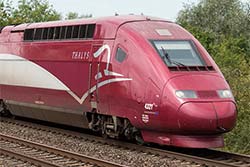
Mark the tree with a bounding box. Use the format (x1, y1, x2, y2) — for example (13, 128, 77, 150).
(66, 12, 79, 20)
(65, 12, 92, 20)
(177, 0, 249, 38)
(177, 0, 250, 61)
(11, 0, 61, 24)
(0, 0, 92, 26)
(177, 0, 250, 154)
(0, 0, 61, 26)
(0, 0, 13, 26)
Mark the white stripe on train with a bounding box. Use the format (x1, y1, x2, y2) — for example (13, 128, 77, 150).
(0, 53, 132, 104)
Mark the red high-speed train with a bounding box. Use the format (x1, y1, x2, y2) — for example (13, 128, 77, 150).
(0, 15, 237, 148)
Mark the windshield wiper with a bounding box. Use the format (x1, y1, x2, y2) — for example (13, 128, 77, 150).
(161, 47, 172, 64)
(161, 47, 187, 67)
(171, 60, 187, 67)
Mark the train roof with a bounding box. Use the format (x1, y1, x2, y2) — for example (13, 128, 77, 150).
(6, 15, 172, 39)
(13, 15, 170, 29)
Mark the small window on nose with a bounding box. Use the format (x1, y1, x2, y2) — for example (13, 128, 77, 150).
(115, 47, 127, 63)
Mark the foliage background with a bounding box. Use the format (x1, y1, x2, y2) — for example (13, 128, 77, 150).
(0, 0, 249, 154)
(177, 0, 250, 154)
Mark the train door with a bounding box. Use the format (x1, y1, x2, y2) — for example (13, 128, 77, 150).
(89, 44, 111, 114)
(89, 44, 102, 110)
(108, 36, 131, 117)
(89, 44, 109, 113)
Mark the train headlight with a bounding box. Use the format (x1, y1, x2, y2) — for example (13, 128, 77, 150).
(217, 90, 233, 98)
(175, 90, 197, 99)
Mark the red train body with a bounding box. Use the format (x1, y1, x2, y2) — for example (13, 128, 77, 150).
(0, 15, 237, 148)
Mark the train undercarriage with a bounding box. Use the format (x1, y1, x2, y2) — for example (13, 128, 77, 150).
(0, 99, 11, 117)
(0, 99, 143, 143)
(86, 110, 143, 143)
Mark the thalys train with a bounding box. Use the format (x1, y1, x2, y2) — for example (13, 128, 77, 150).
(0, 15, 237, 148)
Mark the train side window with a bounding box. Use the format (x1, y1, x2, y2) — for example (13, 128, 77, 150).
(0, 26, 4, 33)
(60, 26, 66, 39)
(48, 27, 55, 40)
(24, 29, 34, 41)
(115, 47, 127, 63)
(24, 24, 95, 41)
(66, 26, 73, 39)
(86, 24, 95, 38)
(34, 28, 42, 40)
(79, 25, 87, 38)
(72, 25, 80, 38)
(42, 28, 48, 40)
(54, 27, 60, 39)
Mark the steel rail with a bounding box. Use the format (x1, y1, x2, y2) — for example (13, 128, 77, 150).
(201, 149, 250, 163)
(1, 117, 250, 167)
(0, 133, 126, 167)
(0, 147, 58, 167)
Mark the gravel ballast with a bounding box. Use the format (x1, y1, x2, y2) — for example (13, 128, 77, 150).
(0, 118, 190, 167)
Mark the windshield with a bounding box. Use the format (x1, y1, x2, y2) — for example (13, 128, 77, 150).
(152, 40, 205, 67)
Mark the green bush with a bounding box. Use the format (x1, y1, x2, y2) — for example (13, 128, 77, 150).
(177, 0, 250, 154)
(212, 38, 250, 154)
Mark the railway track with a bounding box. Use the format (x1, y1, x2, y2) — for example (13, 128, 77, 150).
(1, 117, 250, 167)
(135, 145, 250, 167)
(0, 152, 37, 167)
(179, 148, 250, 167)
(0, 132, 125, 167)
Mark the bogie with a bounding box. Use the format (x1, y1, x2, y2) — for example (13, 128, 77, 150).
(0, 100, 11, 117)
(86, 111, 142, 142)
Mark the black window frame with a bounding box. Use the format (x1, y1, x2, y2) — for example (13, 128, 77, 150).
(66, 26, 73, 39)
(54, 27, 61, 39)
(23, 24, 96, 41)
(48, 27, 55, 40)
(60, 26, 66, 39)
(72, 25, 80, 39)
(86, 24, 95, 38)
(42, 28, 49, 40)
(79, 25, 87, 38)
(24, 29, 34, 41)
(0, 26, 5, 33)
(34, 28, 43, 40)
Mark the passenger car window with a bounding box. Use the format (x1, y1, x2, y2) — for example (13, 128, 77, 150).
(115, 47, 127, 63)
(24, 24, 96, 41)
(42, 28, 48, 40)
(34, 28, 42, 40)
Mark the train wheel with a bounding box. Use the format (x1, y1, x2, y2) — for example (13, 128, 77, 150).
(101, 117, 109, 139)
(0, 100, 11, 117)
(135, 131, 145, 145)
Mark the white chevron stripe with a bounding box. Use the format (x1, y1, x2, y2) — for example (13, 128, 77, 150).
(67, 78, 132, 104)
(0, 54, 70, 91)
(93, 45, 124, 78)
(0, 53, 132, 104)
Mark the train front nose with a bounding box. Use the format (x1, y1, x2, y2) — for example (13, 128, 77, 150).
(161, 74, 237, 134)
(178, 101, 237, 133)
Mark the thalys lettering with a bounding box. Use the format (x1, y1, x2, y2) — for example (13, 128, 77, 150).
(0, 15, 237, 148)
(72, 51, 90, 60)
